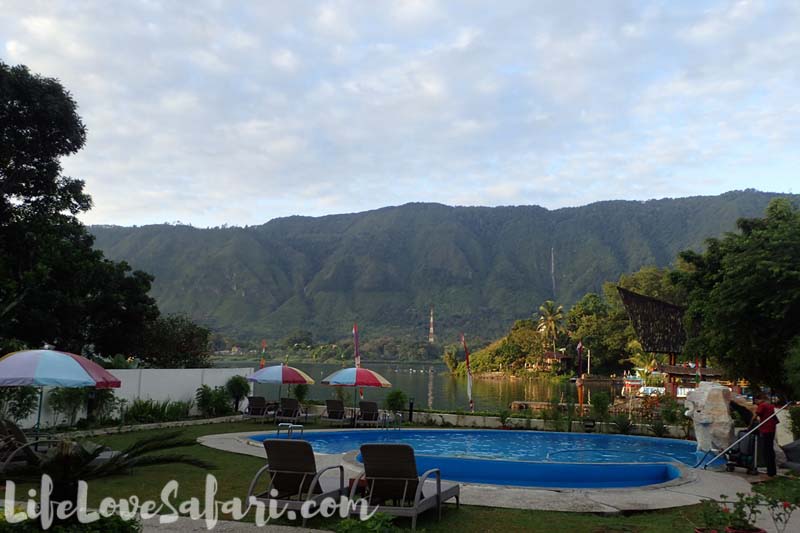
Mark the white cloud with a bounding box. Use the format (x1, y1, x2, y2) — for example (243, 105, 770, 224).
(270, 48, 299, 72)
(0, 0, 797, 227)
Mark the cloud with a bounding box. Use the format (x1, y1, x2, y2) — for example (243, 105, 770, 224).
(0, 0, 798, 227)
(270, 48, 299, 72)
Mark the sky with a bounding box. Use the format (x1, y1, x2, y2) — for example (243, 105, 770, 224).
(1, 0, 799, 227)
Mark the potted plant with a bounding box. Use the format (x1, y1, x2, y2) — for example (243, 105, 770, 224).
(722, 493, 765, 533)
(689, 499, 729, 532)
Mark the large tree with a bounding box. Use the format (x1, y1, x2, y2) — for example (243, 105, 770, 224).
(0, 62, 159, 355)
(567, 267, 684, 374)
(672, 199, 800, 392)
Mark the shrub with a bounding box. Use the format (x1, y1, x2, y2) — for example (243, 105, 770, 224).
(291, 383, 309, 404)
(334, 512, 398, 532)
(649, 419, 669, 438)
(0, 386, 39, 423)
(590, 392, 611, 422)
(48, 388, 87, 426)
(124, 399, 192, 424)
(89, 389, 122, 423)
(195, 385, 233, 417)
(384, 390, 408, 412)
(611, 414, 633, 435)
(499, 409, 511, 427)
(225, 375, 251, 411)
(660, 395, 682, 425)
(0, 514, 142, 532)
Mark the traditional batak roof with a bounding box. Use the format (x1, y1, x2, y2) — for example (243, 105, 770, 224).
(617, 287, 686, 355)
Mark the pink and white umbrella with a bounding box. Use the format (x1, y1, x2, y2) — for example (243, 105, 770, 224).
(248, 364, 315, 385)
(322, 367, 392, 416)
(247, 364, 314, 400)
(321, 367, 392, 388)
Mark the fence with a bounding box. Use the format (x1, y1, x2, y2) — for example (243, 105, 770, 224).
(16, 367, 254, 429)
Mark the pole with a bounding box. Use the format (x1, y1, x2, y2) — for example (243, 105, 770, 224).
(587, 349, 591, 375)
(34, 387, 43, 451)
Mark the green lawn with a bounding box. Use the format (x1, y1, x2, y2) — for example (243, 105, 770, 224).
(24, 421, 800, 532)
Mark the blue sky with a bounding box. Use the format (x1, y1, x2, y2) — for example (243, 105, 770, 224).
(1, 0, 798, 227)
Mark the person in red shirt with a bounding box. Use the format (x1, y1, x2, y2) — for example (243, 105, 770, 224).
(754, 393, 777, 477)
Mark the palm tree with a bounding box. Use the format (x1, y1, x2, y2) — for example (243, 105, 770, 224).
(537, 300, 564, 352)
(12, 431, 215, 505)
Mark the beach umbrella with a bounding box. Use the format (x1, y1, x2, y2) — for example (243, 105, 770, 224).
(321, 367, 392, 388)
(0, 349, 122, 430)
(247, 364, 315, 399)
(321, 366, 392, 415)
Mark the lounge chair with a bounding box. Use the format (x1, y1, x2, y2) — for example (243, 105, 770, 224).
(247, 439, 345, 527)
(356, 401, 380, 427)
(352, 443, 460, 530)
(321, 399, 349, 426)
(275, 398, 301, 424)
(0, 419, 60, 474)
(245, 396, 275, 422)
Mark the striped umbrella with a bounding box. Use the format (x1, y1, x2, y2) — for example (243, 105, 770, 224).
(0, 350, 121, 388)
(321, 367, 392, 388)
(0, 349, 121, 431)
(322, 367, 392, 418)
(247, 364, 314, 400)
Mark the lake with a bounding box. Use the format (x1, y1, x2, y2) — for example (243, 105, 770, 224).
(219, 361, 619, 412)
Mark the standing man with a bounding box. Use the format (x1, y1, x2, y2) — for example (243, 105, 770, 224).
(754, 393, 778, 477)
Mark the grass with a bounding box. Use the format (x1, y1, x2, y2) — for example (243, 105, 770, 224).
(15, 421, 800, 531)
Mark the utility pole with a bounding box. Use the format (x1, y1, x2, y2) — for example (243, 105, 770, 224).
(428, 307, 435, 344)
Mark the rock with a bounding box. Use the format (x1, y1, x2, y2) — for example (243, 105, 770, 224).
(684, 381, 734, 452)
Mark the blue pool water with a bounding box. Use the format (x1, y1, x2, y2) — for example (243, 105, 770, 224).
(249, 429, 696, 488)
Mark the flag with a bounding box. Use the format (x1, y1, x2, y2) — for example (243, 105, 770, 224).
(576, 340, 584, 375)
(461, 333, 474, 412)
(353, 323, 361, 368)
(353, 323, 363, 399)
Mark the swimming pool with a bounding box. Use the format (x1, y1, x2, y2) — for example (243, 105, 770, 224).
(248, 429, 699, 488)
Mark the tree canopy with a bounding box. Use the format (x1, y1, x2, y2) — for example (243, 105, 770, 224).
(0, 61, 208, 367)
(672, 198, 800, 392)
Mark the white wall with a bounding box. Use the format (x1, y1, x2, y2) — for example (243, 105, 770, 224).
(17, 368, 254, 429)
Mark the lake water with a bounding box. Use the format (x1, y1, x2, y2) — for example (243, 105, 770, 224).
(221, 361, 618, 412)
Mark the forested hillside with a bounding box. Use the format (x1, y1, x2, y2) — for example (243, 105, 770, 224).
(90, 190, 794, 344)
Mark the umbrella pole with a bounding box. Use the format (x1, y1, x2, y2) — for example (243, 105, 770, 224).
(352, 387, 358, 428)
(35, 387, 43, 450)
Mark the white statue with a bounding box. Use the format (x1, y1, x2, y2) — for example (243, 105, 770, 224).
(684, 381, 734, 452)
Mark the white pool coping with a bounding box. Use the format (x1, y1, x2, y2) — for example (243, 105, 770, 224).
(197, 427, 754, 513)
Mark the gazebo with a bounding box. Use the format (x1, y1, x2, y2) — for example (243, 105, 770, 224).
(617, 287, 719, 396)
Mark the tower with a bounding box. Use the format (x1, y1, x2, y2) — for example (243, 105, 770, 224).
(428, 307, 435, 344)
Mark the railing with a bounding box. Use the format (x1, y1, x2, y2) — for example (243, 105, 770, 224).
(700, 402, 794, 470)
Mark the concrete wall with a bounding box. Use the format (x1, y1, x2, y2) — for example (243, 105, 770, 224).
(17, 367, 254, 429)
(413, 411, 688, 438)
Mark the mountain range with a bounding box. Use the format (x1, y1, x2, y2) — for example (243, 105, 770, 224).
(89, 189, 796, 344)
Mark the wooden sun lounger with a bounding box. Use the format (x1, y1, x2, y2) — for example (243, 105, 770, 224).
(321, 399, 349, 426)
(352, 443, 460, 530)
(356, 401, 381, 427)
(275, 398, 301, 424)
(247, 439, 345, 527)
